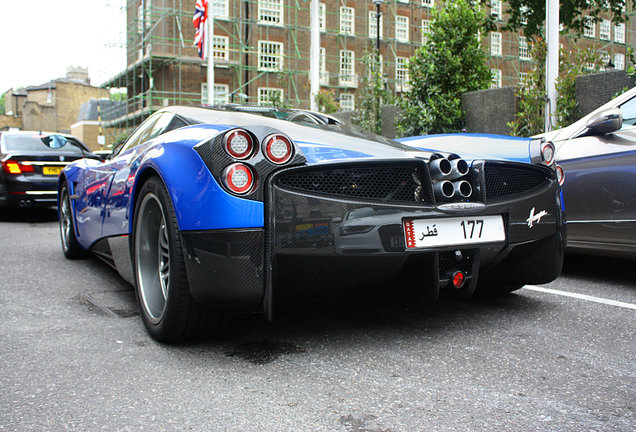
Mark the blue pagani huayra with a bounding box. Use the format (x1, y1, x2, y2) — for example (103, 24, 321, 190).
(59, 106, 565, 342)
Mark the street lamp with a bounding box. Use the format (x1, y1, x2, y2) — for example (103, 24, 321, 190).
(373, 0, 383, 52)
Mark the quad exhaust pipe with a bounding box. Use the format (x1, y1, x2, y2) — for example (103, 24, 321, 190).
(428, 156, 472, 201)
(454, 180, 472, 198)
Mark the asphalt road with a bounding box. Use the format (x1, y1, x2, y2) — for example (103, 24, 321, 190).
(0, 207, 634, 432)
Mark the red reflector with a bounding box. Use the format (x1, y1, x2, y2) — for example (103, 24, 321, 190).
(222, 163, 255, 195)
(451, 271, 465, 289)
(555, 165, 565, 186)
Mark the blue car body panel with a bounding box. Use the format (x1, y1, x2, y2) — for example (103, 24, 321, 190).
(397, 133, 532, 164)
(62, 123, 266, 249)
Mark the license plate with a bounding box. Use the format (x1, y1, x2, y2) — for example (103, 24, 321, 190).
(404, 215, 505, 249)
(43, 166, 63, 176)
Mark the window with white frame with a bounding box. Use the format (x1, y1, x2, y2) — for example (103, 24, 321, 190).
(491, 32, 501, 56)
(519, 72, 528, 84)
(421, 19, 431, 44)
(340, 7, 355, 35)
(320, 3, 326, 32)
(258, 0, 283, 25)
(491, 69, 502, 88)
(519, 36, 531, 60)
(397, 0, 409, 4)
(144, 0, 152, 30)
(212, 36, 229, 61)
(210, 0, 229, 19)
(320, 47, 329, 85)
(519, 5, 528, 25)
(258, 87, 284, 106)
(369, 10, 383, 40)
(601, 51, 610, 70)
(422, 0, 434, 7)
(600, 19, 610, 40)
(396, 16, 409, 42)
(366, 53, 384, 79)
(396, 57, 410, 90)
(491, 0, 502, 20)
(137, 5, 144, 33)
(339, 49, 356, 87)
(258, 41, 283, 71)
(201, 83, 229, 104)
(614, 53, 625, 70)
(614, 22, 625, 43)
(584, 16, 595, 38)
(340, 93, 355, 111)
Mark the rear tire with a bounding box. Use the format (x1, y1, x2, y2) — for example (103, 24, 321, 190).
(59, 183, 87, 259)
(132, 176, 226, 343)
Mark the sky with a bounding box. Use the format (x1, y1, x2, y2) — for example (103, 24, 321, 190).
(0, 1, 126, 93)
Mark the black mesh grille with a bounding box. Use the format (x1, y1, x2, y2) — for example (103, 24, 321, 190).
(438, 250, 474, 282)
(275, 163, 433, 205)
(484, 164, 549, 200)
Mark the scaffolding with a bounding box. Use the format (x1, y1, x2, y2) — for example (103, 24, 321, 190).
(100, 0, 635, 142)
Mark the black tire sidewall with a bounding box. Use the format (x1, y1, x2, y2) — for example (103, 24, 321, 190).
(132, 176, 192, 342)
(59, 183, 85, 259)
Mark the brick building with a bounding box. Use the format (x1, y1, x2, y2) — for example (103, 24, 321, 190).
(0, 67, 109, 133)
(101, 0, 634, 135)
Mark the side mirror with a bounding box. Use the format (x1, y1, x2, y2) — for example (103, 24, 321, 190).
(585, 108, 622, 135)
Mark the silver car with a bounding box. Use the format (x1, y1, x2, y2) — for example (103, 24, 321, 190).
(538, 86, 636, 258)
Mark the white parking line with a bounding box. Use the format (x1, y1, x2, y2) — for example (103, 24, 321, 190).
(524, 285, 636, 310)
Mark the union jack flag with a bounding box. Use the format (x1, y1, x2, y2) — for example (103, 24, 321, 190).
(193, 0, 208, 59)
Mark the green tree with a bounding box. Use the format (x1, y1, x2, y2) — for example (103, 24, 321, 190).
(479, 0, 628, 38)
(0, 93, 4, 115)
(509, 39, 604, 135)
(353, 48, 392, 134)
(314, 89, 339, 114)
(397, 0, 491, 136)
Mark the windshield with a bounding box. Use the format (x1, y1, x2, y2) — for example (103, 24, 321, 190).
(209, 105, 342, 126)
(3, 134, 86, 155)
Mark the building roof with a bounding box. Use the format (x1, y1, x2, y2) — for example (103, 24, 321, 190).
(25, 78, 94, 92)
(77, 99, 126, 122)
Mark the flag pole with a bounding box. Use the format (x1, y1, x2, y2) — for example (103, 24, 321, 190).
(207, 5, 215, 105)
(545, 0, 559, 132)
(309, 0, 320, 111)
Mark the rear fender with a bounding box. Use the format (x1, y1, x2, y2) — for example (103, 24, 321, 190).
(130, 139, 265, 233)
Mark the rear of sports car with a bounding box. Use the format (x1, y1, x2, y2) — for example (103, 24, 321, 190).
(182, 124, 564, 317)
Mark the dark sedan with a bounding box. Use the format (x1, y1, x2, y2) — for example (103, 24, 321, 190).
(0, 131, 92, 208)
(537, 86, 636, 258)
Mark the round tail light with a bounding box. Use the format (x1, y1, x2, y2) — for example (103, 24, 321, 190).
(555, 164, 565, 186)
(222, 163, 255, 194)
(263, 134, 293, 164)
(223, 129, 254, 159)
(541, 141, 555, 165)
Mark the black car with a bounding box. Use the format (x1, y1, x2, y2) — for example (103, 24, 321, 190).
(0, 131, 93, 208)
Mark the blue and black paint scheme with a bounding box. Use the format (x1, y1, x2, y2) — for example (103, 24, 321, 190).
(59, 106, 565, 320)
